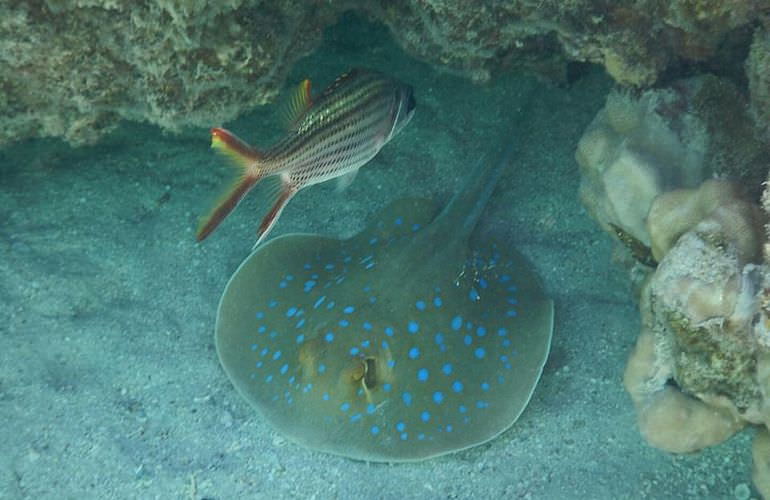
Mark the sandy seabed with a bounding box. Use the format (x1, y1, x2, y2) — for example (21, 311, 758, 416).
(0, 17, 756, 500)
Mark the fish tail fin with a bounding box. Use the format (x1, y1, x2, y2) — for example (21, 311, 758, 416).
(253, 174, 297, 249)
(196, 128, 266, 242)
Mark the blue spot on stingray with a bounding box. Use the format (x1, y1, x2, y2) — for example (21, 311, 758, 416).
(311, 273, 319, 279)
(268, 300, 278, 308)
(255, 311, 265, 319)
(303, 263, 312, 270)
(459, 405, 468, 414)
(361, 340, 371, 348)
(469, 288, 480, 301)
(408, 347, 420, 359)
(442, 363, 453, 375)
(366, 403, 376, 414)
(412, 223, 421, 232)
(387, 359, 396, 368)
(343, 255, 352, 264)
(250, 344, 258, 351)
(369, 237, 378, 246)
(433, 392, 444, 404)
(498, 327, 508, 336)
(451, 316, 463, 330)
(365, 261, 375, 270)
(421, 411, 430, 422)
(269, 331, 278, 339)
(385, 326, 394, 337)
(363, 321, 373, 331)
(479, 278, 488, 289)
(303, 280, 316, 292)
(383, 383, 392, 392)
(260, 348, 268, 357)
(258, 326, 266, 334)
(481, 382, 490, 391)
(507, 309, 518, 317)
(272, 351, 282, 360)
(417, 368, 429, 381)
(395, 216, 403, 225)
(294, 318, 306, 329)
(507, 297, 518, 305)
(400, 433, 408, 441)
(396, 421, 406, 432)
(415, 300, 426, 311)
(502, 339, 512, 347)
(476, 401, 489, 409)
(350, 347, 360, 356)
(285, 274, 294, 281)
(324, 332, 334, 343)
(500, 274, 511, 282)
(279, 281, 288, 288)
(318, 363, 327, 374)
(402, 392, 413, 406)
(475, 347, 486, 359)
(418, 433, 426, 441)
(340, 402, 350, 412)
(322, 392, 330, 401)
(464, 335, 473, 346)
(452, 380, 464, 392)
(339, 319, 350, 327)
(313, 296, 326, 309)
(343, 305, 355, 314)
(446, 424, 453, 433)
(368, 296, 377, 304)
(507, 285, 518, 292)
(255, 361, 263, 368)
(381, 340, 389, 350)
(325, 263, 335, 271)
(266, 375, 273, 383)
(476, 326, 487, 337)
(350, 414, 363, 423)
(370, 425, 380, 435)
(408, 321, 419, 333)
(434, 333, 445, 345)
(433, 296, 443, 307)
(280, 364, 288, 375)
(326, 300, 336, 310)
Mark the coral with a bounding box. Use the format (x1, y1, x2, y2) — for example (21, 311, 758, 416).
(0, 0, 338, 146)
(577, 76, 770, 267)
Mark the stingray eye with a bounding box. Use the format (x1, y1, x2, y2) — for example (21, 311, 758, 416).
(363, 357, 378, 390)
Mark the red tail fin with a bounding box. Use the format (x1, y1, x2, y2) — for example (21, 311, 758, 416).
(196, 128, 263, 241)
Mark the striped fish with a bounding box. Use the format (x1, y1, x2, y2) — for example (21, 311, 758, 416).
(196, 68, 416, 247)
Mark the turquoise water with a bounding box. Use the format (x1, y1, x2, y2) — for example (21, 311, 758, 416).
(0, 12, 753, 499)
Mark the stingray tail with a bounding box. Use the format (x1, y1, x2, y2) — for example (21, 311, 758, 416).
(253, 175, 297, 249)
(196, 127, 266, 242)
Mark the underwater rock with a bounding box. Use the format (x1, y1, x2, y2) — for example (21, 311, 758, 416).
(2, 1, 768, 146)
(748, 27, 770, 144)
(577, 76, 769, 269)
(754, 429, 770, 499)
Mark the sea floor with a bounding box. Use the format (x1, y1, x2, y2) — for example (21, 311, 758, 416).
(0, 15, 757, 500)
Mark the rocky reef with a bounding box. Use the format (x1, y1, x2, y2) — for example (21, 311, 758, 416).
(2, 0, 769, 146)
(576, 74, 770, 497)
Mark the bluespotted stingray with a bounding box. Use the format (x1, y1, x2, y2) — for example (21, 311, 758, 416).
(215, 140, 554, 462)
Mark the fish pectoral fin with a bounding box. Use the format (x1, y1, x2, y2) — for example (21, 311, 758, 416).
(253, 176, 298, 249)
(196, 128, 265, 242)
(335, 168, 359, 193)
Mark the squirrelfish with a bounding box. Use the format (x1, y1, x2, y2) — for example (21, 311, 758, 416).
(196, 68, 416, 247)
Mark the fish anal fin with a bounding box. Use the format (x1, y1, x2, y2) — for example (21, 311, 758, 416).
(253, 176, 298, 249)
(211, 127, 262, 168)
(281, 79, 313, 131)
(335, 168, 359, 192)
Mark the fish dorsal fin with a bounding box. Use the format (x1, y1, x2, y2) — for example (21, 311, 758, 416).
(281, 79, 313, 131)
